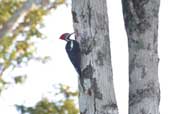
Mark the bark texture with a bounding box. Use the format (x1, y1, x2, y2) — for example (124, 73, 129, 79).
(72, 0, 118, 114)
(121, 0, 160, 114)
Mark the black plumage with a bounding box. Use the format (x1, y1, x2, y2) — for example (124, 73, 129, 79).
(65, 40, 81, 76)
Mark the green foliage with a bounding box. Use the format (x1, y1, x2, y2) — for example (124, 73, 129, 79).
(0, 0, 65, 91)
(0, 78, 8, 93)
(0, 1, 79, 114)
(0, 0, 23, 25)
(16, 84, 79, 114)
(14, 75, 27, 84)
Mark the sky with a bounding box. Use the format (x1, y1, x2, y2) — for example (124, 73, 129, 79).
(0, 0, 171, 114)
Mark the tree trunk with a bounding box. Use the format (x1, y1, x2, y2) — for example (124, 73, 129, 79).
(72, 0, 118, 114)
(121, 0, 160, 114)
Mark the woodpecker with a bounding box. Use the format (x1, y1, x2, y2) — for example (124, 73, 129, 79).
(59, 33, 81, 76)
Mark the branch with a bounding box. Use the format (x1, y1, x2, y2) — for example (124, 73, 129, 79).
(0, 0, 33, 39)
(47, 0, 65, 10)
(0, 0, 50, 39)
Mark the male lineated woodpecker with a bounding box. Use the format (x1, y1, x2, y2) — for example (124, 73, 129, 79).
(59, 33, 81, 76)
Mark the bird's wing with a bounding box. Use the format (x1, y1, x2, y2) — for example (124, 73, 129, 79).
(65, 40, 81, 75)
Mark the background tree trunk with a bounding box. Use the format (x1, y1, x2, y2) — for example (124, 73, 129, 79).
(72, 0, 118, 114)
(121, 0, 160, 114)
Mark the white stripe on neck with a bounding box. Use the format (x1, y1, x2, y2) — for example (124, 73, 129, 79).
(70, 41, 74, 50)
(65, 34, 71, 41)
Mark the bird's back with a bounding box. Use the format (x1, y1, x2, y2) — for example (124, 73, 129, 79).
(65, 40, 81, 76)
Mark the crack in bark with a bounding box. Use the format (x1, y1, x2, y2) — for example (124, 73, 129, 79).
(80, 11, 85, 19)
(81, 63, 95, 91)
(153, 29, 158, 53)
(103, 103, 118, 110)
(141, 67, 147, 79)
(94, 97, 97, 114)
(132, 0, 151, 33)
(129, 55, 136, 83)
(147, 43, 151, 50)
(87, 88, 92, 96)
(72, 11, 79, 23)
(132, 0, 149, 19)
(136, 64, 147, 79)
(82, 63, 94, 79)
(122, 0, 151, 34)
(92, 78, 103, 100)
(80, 109, 87, 114)
(129, 54, 147, 80)
(128, 38, 145, 49)
(87, 0, 92, 28)
(140, 108, 147, 114)
(129, 81, 158, 106)
(81, 38, 95, 55)
(95, 51, 105, 66)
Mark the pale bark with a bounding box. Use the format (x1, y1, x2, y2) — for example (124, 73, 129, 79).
(72, 0, 118, 114)
(121, 0, 160, 114)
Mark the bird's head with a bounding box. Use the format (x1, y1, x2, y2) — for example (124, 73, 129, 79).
(59, 33, 74, 41)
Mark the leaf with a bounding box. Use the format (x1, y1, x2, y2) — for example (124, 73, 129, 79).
(15, 84, 79, 114)
(14, 75, 27, 84)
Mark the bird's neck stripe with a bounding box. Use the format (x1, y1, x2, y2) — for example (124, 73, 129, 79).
(65, 34, 71, 41)
(65, 38, 70, 42)
(70, 41, 74, 49)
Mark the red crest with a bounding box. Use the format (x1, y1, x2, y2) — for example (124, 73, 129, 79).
(59, 33, 70, 40)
